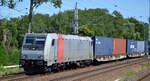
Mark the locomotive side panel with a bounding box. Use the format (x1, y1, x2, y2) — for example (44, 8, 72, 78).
(63, 35, 93, 62)
(57, 34, 64, 63)
(45, 34, 58, 66)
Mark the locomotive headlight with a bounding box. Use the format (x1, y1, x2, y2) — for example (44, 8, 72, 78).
(22, 55, 27, 59)
(37, 61, 43, 65)
(38, 55, 44, 59)
(20, 60, 25, 65)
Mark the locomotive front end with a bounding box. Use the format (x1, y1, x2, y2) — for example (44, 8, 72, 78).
(20, 33, 47, 73)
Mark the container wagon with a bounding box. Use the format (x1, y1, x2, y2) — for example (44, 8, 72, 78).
(93, 36, 113, 61)
(136, 41, 145, 56)
(127, 40, 137, 57)
(127, 40, 145, 57)
(112, 38, 126, 59)
(93, 37, 127, 61)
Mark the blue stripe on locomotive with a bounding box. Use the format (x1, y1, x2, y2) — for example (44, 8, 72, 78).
(127, 40, 137, 54)
(93, 36, 113, 56)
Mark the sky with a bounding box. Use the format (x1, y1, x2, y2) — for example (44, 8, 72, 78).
(0, 0, 149, 23)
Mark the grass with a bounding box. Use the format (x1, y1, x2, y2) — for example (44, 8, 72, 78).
(141, 63, 150, 69)
(0, 66, 24, 76)
(119, 62, 150, 81)
(119, 70, 137, 81)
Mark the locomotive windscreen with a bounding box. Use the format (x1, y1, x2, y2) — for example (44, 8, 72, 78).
(25, 36, 34, 45)
(23, 35, 46, 50)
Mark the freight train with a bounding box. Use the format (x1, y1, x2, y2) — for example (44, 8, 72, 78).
(20, 33, 149, 74)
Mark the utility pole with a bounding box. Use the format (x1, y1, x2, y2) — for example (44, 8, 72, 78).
(28, 0, 33, 33)
(58, 8, 62, 33)
(72, 2, 79, 34)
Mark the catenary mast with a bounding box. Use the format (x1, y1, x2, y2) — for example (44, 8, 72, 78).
(72, 2, 79, 34)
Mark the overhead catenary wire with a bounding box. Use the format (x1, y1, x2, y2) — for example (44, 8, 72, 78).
(0, 0, 148, 22)
(88, 0, 148, 21)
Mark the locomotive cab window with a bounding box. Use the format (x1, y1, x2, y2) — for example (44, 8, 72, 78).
(25, 36, 34, 45)
(23, 35, 46, 50)
(35, 41, 45, 45)
(35, 38, 46, 46)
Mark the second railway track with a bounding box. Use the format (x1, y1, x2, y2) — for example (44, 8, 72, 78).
(0, 57, 148, 81)
(50, 58, 146, 81)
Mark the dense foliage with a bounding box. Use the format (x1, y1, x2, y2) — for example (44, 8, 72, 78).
(0, 8, 148, 65)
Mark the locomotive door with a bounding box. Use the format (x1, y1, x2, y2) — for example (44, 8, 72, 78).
(51, 39, 56, 62)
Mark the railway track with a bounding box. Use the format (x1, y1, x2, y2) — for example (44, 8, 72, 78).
(125, 65, 150, 81)
(0, 57, 147, 81)
(51, 58, 146, 81)
(0, 73, 27, 81)
(137, 73, 150, 81)
(73, 60, 145, 81)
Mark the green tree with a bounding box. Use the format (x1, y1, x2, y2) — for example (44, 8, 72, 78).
(0, 8, 148, 66)
(128, 17, 148, 40)
(112, 10, 123, 18)
(1, 0, 62, 33)
(79, 25, 95, 36)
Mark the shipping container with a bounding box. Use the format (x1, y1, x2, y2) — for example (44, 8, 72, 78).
(113, 38, 126, 55)
(137, 41, 145, 53)
(93, 36, 113, 56)
(127, 40, 137, 54)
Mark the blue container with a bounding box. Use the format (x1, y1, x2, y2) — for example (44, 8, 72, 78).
(93, 36, 113, 56)
(127, 40, 137, 54)
(145, 41, 149, 52)
(137, 41, 145, 53)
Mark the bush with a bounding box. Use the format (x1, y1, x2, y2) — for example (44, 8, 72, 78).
(0, 46, 8, 66)
(7, 48, 21, 65)
(0, 67, 24, 76)
(0, 45, 21, 66)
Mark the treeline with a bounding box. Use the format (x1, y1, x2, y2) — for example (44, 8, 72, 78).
(0, 8, 148, 65)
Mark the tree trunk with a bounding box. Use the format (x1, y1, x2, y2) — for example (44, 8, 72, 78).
(28, 0, 33, 33)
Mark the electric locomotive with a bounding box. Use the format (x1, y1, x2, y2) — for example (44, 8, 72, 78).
(20, 33, 93, 73)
